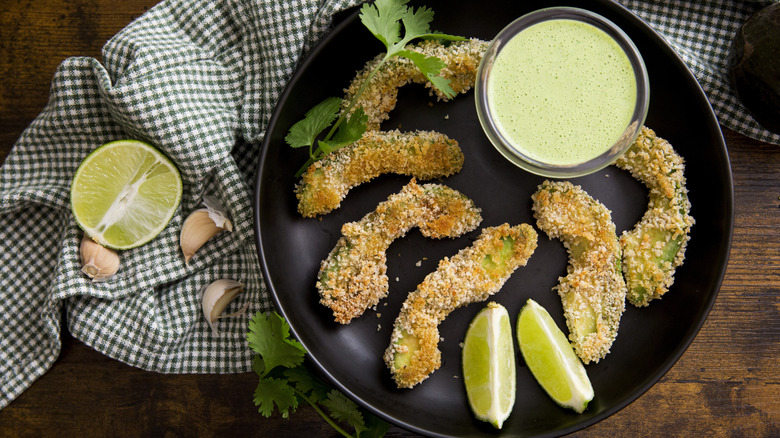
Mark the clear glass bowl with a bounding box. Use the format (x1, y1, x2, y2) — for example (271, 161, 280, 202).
(475, 7, 650, 178)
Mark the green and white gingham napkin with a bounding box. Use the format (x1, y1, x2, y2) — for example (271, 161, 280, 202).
(0, 0, 359, 409)
(0, 0, 777, 410)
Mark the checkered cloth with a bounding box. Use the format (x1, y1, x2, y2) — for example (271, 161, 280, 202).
(0, 0, 361, 410)
(0, 0, 776, 410)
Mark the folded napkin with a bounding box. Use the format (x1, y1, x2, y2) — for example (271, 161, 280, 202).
(0, 0, 775, 410)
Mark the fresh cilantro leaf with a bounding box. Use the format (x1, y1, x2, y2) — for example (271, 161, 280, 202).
(425, 74, 457, 99)
(284, 366, 333, 404)
(295, 106, 367, 175)
(314, 140, 336, 157)
(361, 0, 464, 53)
(329, 107, 368, 147)
(398, 5, 434, 44)
(254, 377, 299, 418)
(361, 412, 392, 438)
(247, 312, 306, 377)
(247, 311, 389, 437)
(359, 0, 409, 49)
(397, 49, 445, 73)
(397, 50, 457, 98)
(284, 97, 342, 148)
(320, 389, 390, 438)
(282, 366, 317, 397)
(321, 390, 367, 433)
(252, 354, 266, 376)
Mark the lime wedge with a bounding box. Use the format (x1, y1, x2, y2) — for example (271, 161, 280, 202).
(516, 299, 594, 413)
(70, 140, 182, 250)
(462, 302, 515, 429)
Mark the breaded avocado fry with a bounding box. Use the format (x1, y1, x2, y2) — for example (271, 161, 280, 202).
(295, 129, 464, 217)
(318, 179, 482, 324)
(385, 223, 537, 388)
(614, 127, 695, 307)
(532, 180, 626, 364)
(343, 39, 488, 131)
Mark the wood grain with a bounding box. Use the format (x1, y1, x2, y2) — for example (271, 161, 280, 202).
(1, 1, 778, 437)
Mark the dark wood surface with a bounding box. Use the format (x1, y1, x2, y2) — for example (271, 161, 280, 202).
(1, 1, 778, 436)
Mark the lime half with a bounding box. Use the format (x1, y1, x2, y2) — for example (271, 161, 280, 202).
(70, 140, 182, 250)
(516, 299, 594, 413)
(462, 302, 516, 429)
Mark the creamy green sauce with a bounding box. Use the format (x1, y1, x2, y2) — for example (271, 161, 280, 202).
(488, 19, 637, 165)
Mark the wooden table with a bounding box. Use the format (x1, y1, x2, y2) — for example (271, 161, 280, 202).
(1, 1, 778, 436)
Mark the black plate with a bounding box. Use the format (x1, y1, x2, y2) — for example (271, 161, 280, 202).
(254, 1, 734, 436)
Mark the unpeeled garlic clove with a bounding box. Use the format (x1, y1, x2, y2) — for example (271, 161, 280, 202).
(80, 235, 120, 281)
(180, 195, 233, 265)
(200, 279, 249, 335)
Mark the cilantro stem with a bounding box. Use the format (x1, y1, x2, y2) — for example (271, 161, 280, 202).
(292, 387, 356, 438)
(295, 157, 316, 178)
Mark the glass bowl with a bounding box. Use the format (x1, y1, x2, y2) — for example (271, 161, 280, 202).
(475, 7, 650, 178)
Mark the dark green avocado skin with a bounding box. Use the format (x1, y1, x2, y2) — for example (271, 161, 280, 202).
(727, 3, 780, 134)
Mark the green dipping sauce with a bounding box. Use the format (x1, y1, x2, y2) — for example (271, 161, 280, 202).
(488, 19, 637, 166)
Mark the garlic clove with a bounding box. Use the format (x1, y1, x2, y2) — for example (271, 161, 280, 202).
(180, 209, 222, 264)
(202, 195, 233, 232)
(200, 279, 248, 335)
(180, 197, 233, 264)
(80, 235, 120, 281)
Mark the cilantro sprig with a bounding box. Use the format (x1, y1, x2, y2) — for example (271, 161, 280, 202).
(287, 0, 466, 177)
(248, 312, 390, 437)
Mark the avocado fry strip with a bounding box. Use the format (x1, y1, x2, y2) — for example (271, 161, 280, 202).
(385, 223, 537, 388)
(343, 38, 488, 131)
(295, 129, 464, 218)
(318, 179, 482, 324)
(532, 180, 626, 364)
(614, 127, 695, 307)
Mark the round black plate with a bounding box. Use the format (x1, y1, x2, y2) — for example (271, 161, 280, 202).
(254, 1, 734, 436)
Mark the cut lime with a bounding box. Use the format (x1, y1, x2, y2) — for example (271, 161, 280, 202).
(516, 299, 594, 413)
(70, 140, 182, 250)
(462, 302, 515, 429)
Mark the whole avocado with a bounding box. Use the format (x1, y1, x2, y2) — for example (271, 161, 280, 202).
(727, 3, 780, 134)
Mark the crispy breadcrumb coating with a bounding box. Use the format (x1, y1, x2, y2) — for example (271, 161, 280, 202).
(532, 180, 626, 364)
(295, 129, 464, 217)
(614, 126, 695, 307)
(343, 38, 488, 131)
(385, 223, 537, 388)
(318, 179, 482, 324)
